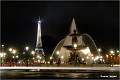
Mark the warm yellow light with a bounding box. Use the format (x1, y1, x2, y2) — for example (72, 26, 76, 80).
(95, 56, 99, 60)
(82, 58, 84, 61)
(16, 55, 18, 58)
(98, 48, 101, 52)
(9, 48, 13, 52)
(31, 51, 35, 55)
(92, 57, 94, 59)
(2, 44, 4, 47)
(110, 50, 114, 54)
(37, 55, 40, 58)
(86, 56, 89, 59)
(25, 46, 29, 51)
(12, 50, 16, 54)
(73, 44, 77, 48)
(50, 56, 52, 59)
(61, 56, 64, 59)
(0, 53, 3, 57)
(106, 54, 108, 58)
(40, 57, 41, 59)
(56, 51, 59, 55)
(100, 56, 103, 58)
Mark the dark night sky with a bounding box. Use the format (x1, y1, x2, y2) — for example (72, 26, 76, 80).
(1, 1, 119, 51)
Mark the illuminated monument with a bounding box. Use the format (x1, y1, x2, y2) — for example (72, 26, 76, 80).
(52, 18, 100, 64)
(35, 17, 45, 63)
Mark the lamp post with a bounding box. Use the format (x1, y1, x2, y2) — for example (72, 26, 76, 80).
(1, 45, 4, 66)
(31, 51, 35, 66)
(110, 50, 115, 64)
(25, 46, 29, 67)
(9, 48, 12, 67)
(98, 48, 102, 64)
(8, 48, 17, 67)
(106, 54, 109, 63)
(12, 49, 16, 67)
(56, 51, 60, 64)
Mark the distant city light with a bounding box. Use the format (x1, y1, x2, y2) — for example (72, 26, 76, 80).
(0, 53, 3, 57)
(110, 50, 114, 54)
(40, 57, 41, 59)
(100, 56, 103, 58)
(92, 57, 94, 60)
(12, 50, 16, 54)
(31, 51, 35, 55)
(2, 44, 4, 47)
(16, 55, 18, 58)
(98, 48, 101, 52)
(47, 61, 50, 64)
(95, 56, 99, 60)
(25, 46, 29, 51)
(50, 56, 52, 59)
(9, 48, 13, 52)
(117, 50, 119, 53)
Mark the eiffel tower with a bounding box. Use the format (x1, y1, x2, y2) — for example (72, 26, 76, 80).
(35, 17, 45, 64)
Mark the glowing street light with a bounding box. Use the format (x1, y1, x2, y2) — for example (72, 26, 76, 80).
(12, 50, 16, 54)
(98, 48, 101, 52)
(1, 44, 4, 47)
(116, 50, 119, 53)
(106, 54, 108, 58)
(82, 58, 84, 61)
(0, 53, 3, 58)
(25, 46, 29, 51)
(9, 48, 13, 52)
(110, 50, 114, 54)
(16, 55, 18, 58)
(40, 57, 41, 59)
(100, 56, 103, 58)
(50, 56, 52, 60)
(31, 51, 35, 55)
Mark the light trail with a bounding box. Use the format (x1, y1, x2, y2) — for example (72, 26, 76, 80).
(0, 67, 119, 71)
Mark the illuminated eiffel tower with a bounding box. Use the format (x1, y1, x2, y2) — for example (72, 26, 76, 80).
(35, 17, 45, 63)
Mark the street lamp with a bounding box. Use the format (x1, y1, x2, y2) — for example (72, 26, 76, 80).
(12, 49, 16, 66)
(25, 46, 29, 51)
(12, 50, 16, 54)
(98, 48, 101, 52)
(110, 50, 115, 64)
(50, 56, 52, 60)
(25, 46, 29, 67)
(110, 50, 114, 54)
(31, 51, 35, 55)
(9, 48, 13, 52)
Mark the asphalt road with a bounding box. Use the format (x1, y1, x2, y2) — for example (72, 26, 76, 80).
(0, 69, 119, 79)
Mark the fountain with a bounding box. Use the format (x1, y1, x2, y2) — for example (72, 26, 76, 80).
(51, 18, 100, 65)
